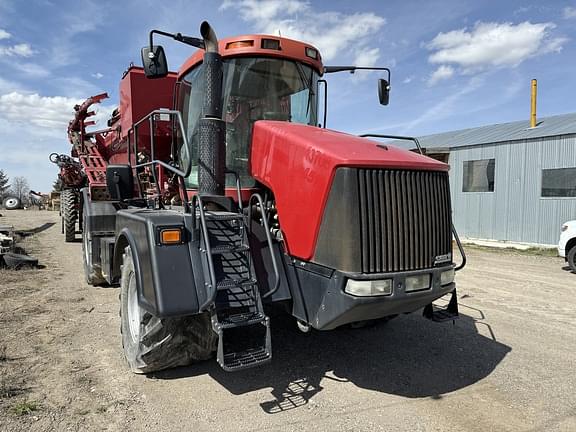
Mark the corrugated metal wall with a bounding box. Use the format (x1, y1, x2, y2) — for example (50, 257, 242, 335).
(449, 134, 576, 245)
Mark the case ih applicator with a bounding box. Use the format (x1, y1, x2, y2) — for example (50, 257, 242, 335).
(53, 21, 465, 373)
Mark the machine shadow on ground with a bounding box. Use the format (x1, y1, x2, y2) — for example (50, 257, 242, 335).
(153, 304, 511, 414)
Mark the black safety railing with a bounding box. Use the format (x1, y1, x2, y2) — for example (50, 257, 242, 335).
(126, 109, 191, 210)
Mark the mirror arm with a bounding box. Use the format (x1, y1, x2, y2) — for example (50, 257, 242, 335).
(149, 29, 205, 55)
(324, 66, 391, 84)
(149, 30, 175, 56)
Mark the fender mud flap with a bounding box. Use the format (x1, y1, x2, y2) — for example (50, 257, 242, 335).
(423, 289, 459, 323)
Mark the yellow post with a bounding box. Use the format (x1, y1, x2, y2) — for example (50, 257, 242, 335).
(530, 79, 537, 128)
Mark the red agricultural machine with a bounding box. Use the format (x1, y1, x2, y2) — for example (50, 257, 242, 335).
(52, 21, 465, 373)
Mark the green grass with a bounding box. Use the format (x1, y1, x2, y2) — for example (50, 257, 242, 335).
(9, 399, 39, 416)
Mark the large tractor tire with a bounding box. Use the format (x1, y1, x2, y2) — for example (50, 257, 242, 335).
(81, 206, 106, 286)
(120, 246, 217, 374)
(2, 196, 21, 210)
(61, 189, 78, 242)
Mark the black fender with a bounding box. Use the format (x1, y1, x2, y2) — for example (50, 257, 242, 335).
(113, 227, 149, 308)
(112, 209, 202, 318)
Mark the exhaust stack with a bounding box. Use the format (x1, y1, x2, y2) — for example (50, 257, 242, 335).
(530, 79, 537, 128)
(198, 21, 225, 195)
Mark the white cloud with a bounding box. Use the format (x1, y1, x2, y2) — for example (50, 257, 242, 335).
(402, 75, 414, 84)
(0, 76, 25, 94)
(0, 92, 82, 129)
(0, 92, 113, 131)
(0, 43, 34, 57)
(12, 62, 49, 78)
(428, 65, 454, 85)
(353, 47, 381, 68)
(221, 0, 306, 22)
(0, 29, 10, 40)
(564, 7, 576, 19)
(401, 76, 485, 133)
(91, 72, 104, 79)
(220, 0, 386, 63)
(0, 92, 115, 191)
(50, 76, 104, 99)
(47, 2, 106, 67)
(426, 21, 566, 74)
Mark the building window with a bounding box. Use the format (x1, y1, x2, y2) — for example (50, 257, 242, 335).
(542, 167, 576, 198)
(462, 159, 495, 192)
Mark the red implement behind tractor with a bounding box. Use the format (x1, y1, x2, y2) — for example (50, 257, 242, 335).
(55, 21, 465, 373)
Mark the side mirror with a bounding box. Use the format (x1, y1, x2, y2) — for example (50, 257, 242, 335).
(106, 165, 134, 201)
(141, 45, 168, 79)
(378, 79, 390, 106)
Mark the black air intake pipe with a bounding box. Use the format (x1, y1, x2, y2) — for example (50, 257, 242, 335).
(198, 21, 225, 195)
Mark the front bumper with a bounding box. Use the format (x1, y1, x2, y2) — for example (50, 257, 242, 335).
(290, 261, 455, 330)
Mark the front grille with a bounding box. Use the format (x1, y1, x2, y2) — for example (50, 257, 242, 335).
(357, 169, 452, 273)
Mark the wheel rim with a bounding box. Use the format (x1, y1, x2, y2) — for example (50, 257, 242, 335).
(5, 198, 17, 208)
(127, 272, 141, 343)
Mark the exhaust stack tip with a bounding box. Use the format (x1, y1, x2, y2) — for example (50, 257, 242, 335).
(200, 21, 219, 53)
(530, 78, 537, 128)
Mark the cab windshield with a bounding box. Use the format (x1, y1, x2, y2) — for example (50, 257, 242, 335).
(177, 57, 319, 188)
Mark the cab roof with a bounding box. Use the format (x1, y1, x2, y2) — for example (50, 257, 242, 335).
(178, 34, 324, 79)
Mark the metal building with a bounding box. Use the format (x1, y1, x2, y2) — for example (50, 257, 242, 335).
(411, 112, 576, 246)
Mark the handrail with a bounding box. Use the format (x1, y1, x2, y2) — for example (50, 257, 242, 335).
(225, 169, 243, 212)
(359, 133, 423, 155)
(452, 224, 467, 271)
(248, 193, 280, 299)
(192, 194, 218, 311)
(126, 109, 192, 209)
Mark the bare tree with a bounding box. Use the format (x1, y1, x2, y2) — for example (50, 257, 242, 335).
(9, 176, 30, 202)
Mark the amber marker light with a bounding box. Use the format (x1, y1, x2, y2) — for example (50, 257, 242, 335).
(160, 228, 182, 245)
(226, 40, 254, 49)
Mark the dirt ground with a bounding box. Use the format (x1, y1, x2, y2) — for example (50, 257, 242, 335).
(0, 209, 575, 432)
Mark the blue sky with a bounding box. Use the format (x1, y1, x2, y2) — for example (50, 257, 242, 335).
(0, 0, 575, 191)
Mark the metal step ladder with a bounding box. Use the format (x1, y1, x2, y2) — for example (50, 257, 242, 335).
(194, 194, 277, 371)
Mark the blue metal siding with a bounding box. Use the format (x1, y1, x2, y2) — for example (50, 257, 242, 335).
(449, 134, 576, 245)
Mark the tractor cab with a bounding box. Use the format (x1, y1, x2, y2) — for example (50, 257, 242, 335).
(174, 36, 324, 190)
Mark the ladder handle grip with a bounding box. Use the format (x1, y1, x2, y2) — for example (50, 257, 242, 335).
(248, 193, 280, 299)
(193, 195, 218, 310)
(452, 223, 467, 271)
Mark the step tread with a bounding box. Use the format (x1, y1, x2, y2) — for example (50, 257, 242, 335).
(216, 278, 257, 289)
(204, 211, 244, 221)
(223, 347, 271, 370)
(211, 244, 249, 254)
(218, 312, 266, 328)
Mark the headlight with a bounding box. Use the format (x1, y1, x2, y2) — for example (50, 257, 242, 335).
(345, 279, 392, 297)
(441, 268, 455, 286)
(405, 274, 430, 292)
(561, 224, 568, 232)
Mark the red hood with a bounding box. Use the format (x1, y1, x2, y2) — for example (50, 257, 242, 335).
(250, 121, 448, 261)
